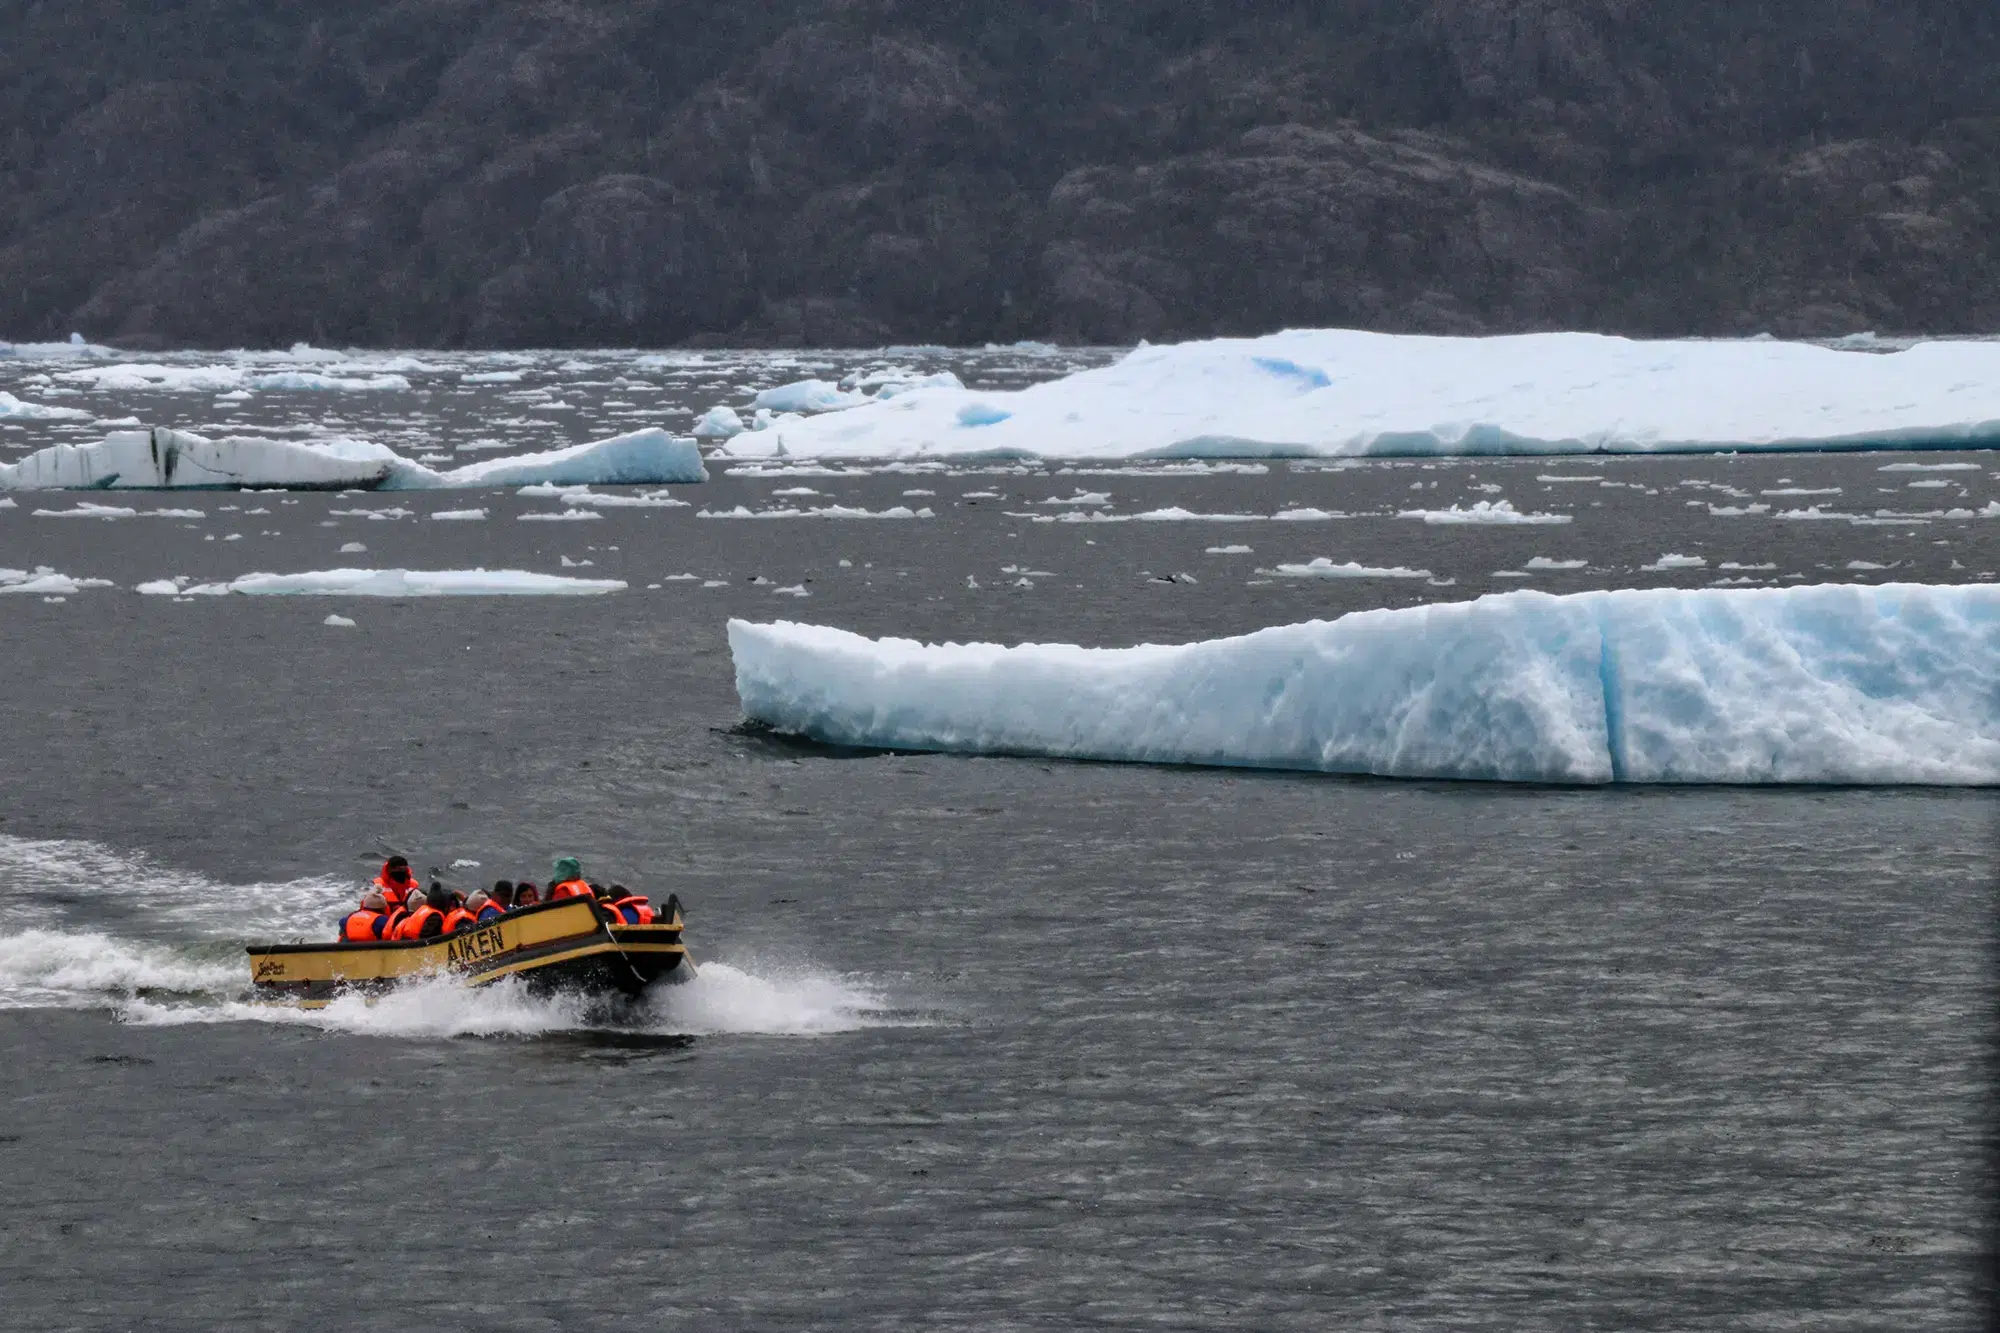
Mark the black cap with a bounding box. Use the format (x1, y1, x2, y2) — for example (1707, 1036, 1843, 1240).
(386, 855, 409, 870)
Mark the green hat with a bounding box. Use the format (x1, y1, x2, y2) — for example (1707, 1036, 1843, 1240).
(552, 856, 582, 883)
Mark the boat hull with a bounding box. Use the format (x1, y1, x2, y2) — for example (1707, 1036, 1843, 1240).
(246, 898, 692, 1007)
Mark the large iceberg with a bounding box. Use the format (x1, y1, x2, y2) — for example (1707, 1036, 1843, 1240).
(431, 428, 705, 488)
(729, 583, 2000, 785)
(0, 429, 399, 490)
(0, 426, 706, 491)
(717, 329, 2000, 461)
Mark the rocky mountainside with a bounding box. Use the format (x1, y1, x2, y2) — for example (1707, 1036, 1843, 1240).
(5, 1, 1999, 347)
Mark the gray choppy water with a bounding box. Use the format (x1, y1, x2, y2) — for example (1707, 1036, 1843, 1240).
(0, 364, 1996, 1329)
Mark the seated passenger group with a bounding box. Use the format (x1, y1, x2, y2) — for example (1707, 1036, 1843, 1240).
(339, 855, 660, 942)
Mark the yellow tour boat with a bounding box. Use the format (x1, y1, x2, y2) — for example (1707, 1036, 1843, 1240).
(246, 895, 693, 1007)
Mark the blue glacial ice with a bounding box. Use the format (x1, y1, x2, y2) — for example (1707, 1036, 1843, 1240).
(0, 426, 706, 491)
(730, 583, 2000, 785)
(717, 328, 2000, 461)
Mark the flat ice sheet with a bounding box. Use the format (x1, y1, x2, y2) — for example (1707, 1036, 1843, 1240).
(0, 426, 705, 491)
(137, 569, 625, 596)
(730, 583, 2000, 785)
(716, 329, 2000, 461)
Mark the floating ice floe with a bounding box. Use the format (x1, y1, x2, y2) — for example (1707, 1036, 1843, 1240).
(717, 329, 2000, 461)
(518, 483, 688, 508)
(435, 429, 704, 488)
(45, 363, 410, 393)
(730, 582, 2000, 785)
(697, 504, 932, 520)
(751, 379, 870, 414)
(0, 566, 113, 595)
(691, 405, 746, 440)
(0, 391, 90, 420)
(136, 569, 625, 596)
(726, 371, 967, 424)
(1262, 558, 1433, 580)
(249, 371, 410, 392)
(1399, 500, 1570, 525)
(0, 426, 706, 491)
(31, 502, 205, 519)
(0, 333, 113, 359)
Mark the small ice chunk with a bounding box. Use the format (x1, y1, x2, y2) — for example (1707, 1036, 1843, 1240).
(0, 566, 114, 594)
(1525, 557, 1587, 570)
(323, 613, 357, 627)
(752, 380, 867, 414)
(32, 503, 139, 519)
(430, 509, 487, 521)
(691, 405, 746, 439)
(1399, 501, 1570, 525)
(1642, 554, 1708, 570)
(1262, 558, 1432, 580)
(1205, 545, 1253, 555)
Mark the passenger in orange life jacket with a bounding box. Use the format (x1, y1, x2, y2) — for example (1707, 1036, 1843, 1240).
(373, 856, 420, 909)
(604, 884, 655, 925)
(393, 884, 450, 941)
(548, 857, 592, 900)
(512, 881, 541, 908)
(441, 892, 479, 934)
(340, 891, 393, 941)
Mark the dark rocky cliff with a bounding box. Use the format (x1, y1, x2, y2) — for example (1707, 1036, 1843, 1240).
(5, 1, 1999, 347)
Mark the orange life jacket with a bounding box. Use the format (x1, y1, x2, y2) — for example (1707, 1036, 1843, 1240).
(550, 879, 593, 901)
(441, 906, 477, 934)
(394, 905, 442, 941)
(375, 873, 417, 909)
(341, 909, 389, 942)
(606, 896, 653, 925)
